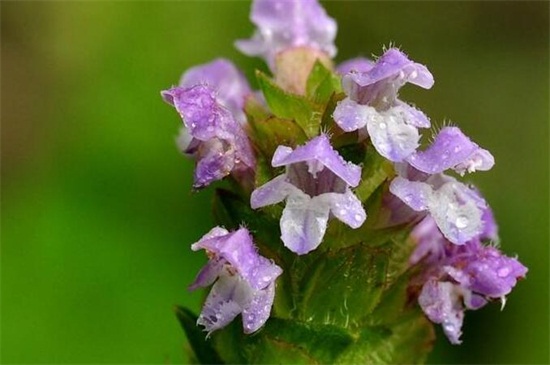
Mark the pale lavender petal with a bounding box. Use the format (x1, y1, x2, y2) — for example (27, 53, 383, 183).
(336, 57, 374, 75)
(236, 0, 337, 68)
(389, 176, 433, 212)
(418, 280, 464, 345)
(242, 282, 276, 333)
(324, 189, 366, 229)
(366, 108, 420, 162)
(271, 135, 362, 187)
(428, 181, 485, 245)
(250, 175, 297, 209)
(480, 203, 499, 241)
(280, 191, 330, 255)
(179, 58, 251, 119)
(410, 216, 447, 265)
(333, 98, 376, 132)
(197, 275, 253, 335)
(191, 226, 231, 252)
(407, 127, 495, 175)
(394, 101, 431, 128)
(248, 261, 284, 291)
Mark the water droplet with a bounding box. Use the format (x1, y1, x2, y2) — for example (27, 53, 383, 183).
(339, 209, 347, 215)
(497, 267, 510, 277)
(354, 214, 362, 221)
(455, 216, 469, 229)
(379, 122, 387, 130)
(410, 70, 418, 79)
(453, 146, 461, 153)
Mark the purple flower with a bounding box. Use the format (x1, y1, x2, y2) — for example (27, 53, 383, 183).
(177, 58, 251, 124)
(411, 217, 527, 344)
(162, 84, 255, 188)
(235, 0, 337, 69)
(333, 48, 434, 162)
(407, 127, 495, 175)
(390, 172, 489, 245)
(250, 135, 366, 255)
(189, 226, 282, 335)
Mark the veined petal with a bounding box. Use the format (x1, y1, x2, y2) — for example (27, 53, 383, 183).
(407, 127, 495, 175)
(333, 98, 377, 132)
(394, 101, 431, 128)
(367, 110, 420, 162)
(389, 176, 433, 211)
(193, 139, 235, 188)
(324, 188, 366, 228)
(242, 283, 276, 334)
(251, 175, 297, 209)
(188, 258, 225, 290)
(280, 191, 330, 255)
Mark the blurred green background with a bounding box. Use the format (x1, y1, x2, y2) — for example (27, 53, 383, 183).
(1, 1, 548, 364)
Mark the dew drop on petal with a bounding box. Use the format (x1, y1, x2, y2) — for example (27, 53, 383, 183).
(455, 216, 469, 229)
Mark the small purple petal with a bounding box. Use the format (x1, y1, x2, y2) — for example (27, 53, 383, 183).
(407, 127, 495, 175)
(189, 258, 225, 291)
(394, 101, 431, 128)
(324, 188, 366, 229)
(410, 217, 446, 265)
(389, 176, 433, 212)
(333, 98, 376, 132)
(197, 275, 253, 335)
(367, 108, 420, 162)
(418, 280, 464, 345)
(336, 57, 374, 75)
(429, 181, 485, 245)
(280, 192, 330, 255)
(236, 0, 337, 68)
(251, 175, 297, 209)
(242, 282, 276, 333)
(271, 135, 362, 187)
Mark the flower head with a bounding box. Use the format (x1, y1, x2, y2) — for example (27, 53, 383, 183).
(236, 0, 337, 69)
(251, 135, 366, 255)
(411, 217, 527, 344)
(333, 48, 434, 162)
(162, 84, 255, 188)
(190, 227, 282, 335)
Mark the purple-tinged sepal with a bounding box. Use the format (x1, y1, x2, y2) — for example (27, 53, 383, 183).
(251, 135, 366, 255)
(407, 127, 495, 175)
(162, 84, 255, 188)
(190, 227, 282, 335)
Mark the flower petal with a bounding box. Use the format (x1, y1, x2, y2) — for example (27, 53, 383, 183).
(367, 108, 420, 162)
(418, 280, 464, 345)
(242, 282, 276, 333)
(271, 135, 362, 187)
(428, 181, 484, 245)
(250, 175, 297, 209)
(324, 189, 366, 228)
(197, 275, 253, 335)
(407, 127, 495, 175)
(336, 57, 374, 75)
(280, 191, 330, 255)
(389, 176, 433, 211)
(333, 98, 377, 132)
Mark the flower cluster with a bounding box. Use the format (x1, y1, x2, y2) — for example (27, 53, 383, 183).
(162, 0, 526, 345)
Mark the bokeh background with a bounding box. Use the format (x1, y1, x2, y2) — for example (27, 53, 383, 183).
(1, 1, 548, 364)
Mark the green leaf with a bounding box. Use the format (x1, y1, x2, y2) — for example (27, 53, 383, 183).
(354, 143, 394, 203)
(306, 60, 342, 104)
(174, 306, 224, 364)
(298, 244, 389, 329)
(256, 71, 322, 138)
